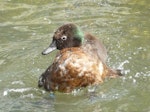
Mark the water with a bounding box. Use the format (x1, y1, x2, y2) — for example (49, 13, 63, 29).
(0, 0, 150, 112)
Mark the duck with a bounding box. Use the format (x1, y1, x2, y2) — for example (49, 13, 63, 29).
(38, 23, 122, 93)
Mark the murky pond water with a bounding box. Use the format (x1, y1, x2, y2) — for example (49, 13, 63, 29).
(0, 0, 150, 112)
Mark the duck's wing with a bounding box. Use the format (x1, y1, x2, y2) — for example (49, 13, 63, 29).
(84, 33, 107, 63)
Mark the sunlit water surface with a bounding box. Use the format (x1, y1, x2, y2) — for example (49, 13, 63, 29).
(0, 0, 150, 112)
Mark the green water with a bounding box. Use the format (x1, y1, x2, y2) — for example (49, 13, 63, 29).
(0, 0, 150, 112)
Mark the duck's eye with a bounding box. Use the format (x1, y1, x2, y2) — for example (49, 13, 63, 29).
(61, 35, 67, 40)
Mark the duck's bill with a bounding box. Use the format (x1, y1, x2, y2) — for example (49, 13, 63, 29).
(42, 41, 57, 55)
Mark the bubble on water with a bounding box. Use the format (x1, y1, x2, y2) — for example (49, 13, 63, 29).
(135, 72, 140, 78)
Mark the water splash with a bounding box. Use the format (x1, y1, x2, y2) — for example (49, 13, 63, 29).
(3, 88, 32, 96)
(117, 60, 129, 70)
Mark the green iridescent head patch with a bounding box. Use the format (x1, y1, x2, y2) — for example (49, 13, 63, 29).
(74, 26, 84, 43)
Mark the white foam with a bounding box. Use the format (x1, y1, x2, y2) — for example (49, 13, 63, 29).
(21, 94, 34, 98)
(3, 88, 31, 96)
(118, 60, 129, 70)
(11, 81, 24, 85)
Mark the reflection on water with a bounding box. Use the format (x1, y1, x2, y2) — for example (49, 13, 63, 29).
(0, 0, 150, 112)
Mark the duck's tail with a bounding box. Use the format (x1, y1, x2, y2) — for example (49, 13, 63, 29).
(107, 68, 124, 78)
(115, 69, 123, 76)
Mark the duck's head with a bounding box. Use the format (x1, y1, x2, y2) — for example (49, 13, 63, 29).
(42, 23, 84, 55)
